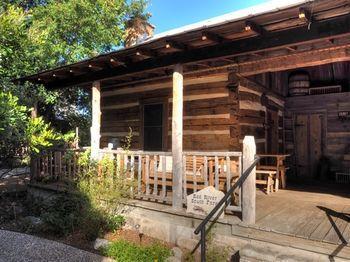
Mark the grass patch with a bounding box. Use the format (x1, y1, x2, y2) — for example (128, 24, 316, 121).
(101, 239, 171, 262)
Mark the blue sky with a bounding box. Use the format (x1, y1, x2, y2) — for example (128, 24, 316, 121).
(147, 0, 268, 34)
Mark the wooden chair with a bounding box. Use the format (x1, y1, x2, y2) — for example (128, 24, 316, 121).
(256, 169, 276, 194)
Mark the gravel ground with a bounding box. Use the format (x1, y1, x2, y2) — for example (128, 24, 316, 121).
(0, 230, 112, 262)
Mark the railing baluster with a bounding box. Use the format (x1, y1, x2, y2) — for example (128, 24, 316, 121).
(130, 155, 135, 195)
(153, 155, 158, 195)
(183, 155, 187, 200)
(238, 156, 242, 209)
(193, 155, 197, 192)
(125, 154, 129, 175)
(204, 156, 208, 186)
(138, 154, 142, 194)
(68, 154, 71, 178)
(214, 156, 219, 190)
(49, 151, 53, 179)
(162, 155, 166, 199)
(145, 155, 150, 195)
(226, 155, 231, 192)
(209, 159, 214, 186)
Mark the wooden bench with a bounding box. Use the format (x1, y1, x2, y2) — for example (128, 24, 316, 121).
(256, 170, 276, 194)
(258, 165, 288, 191)
(143, 156, 239, 194)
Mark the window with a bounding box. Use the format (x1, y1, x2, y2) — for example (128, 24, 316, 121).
(143, 104, 164, 151)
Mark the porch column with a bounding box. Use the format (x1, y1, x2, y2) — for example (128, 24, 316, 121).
(91, 81, 101, 160)
(242, 136, 256, 224)
(172, 64, 183, 209)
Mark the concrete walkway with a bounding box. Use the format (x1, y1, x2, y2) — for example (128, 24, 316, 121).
(0, 230, 112, 262)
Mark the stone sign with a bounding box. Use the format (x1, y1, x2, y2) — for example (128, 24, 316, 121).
(186, 186, 225, 218)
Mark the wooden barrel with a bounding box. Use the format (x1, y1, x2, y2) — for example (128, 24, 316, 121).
(289, 71, 310, 96)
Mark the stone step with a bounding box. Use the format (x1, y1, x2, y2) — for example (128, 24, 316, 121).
(239, 242, 349, 262)
(232, 224, 350, 261)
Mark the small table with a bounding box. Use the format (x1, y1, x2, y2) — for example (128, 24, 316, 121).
(257, 154, 290, 192)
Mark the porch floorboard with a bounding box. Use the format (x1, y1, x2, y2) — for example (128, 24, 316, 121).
(254, 184, 350, 246)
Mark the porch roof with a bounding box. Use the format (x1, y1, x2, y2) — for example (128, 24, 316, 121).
(17, 0, 350, 89)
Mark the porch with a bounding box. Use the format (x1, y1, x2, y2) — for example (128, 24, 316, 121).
(30, 148, 350, 244)
(27, 175, 350, 260)
(120, 184, 350, 260)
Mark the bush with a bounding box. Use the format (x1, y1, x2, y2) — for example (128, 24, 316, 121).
(34, 192, 126, 240)
(101, 240, 171, 262)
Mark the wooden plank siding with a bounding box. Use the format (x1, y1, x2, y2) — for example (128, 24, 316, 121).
(100, 72, 286, 153)
(238, 77, 285, 154)
(285, 92, 350, 171)
(100, 73, 234, 151)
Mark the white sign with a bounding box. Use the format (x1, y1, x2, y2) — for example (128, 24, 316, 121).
(186, 186, 225, 218)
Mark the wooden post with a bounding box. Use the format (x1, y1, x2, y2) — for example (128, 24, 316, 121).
(31, 101, 38, 119)
(242, 136, 256, 224)
(91, 81, 101, 160)
(172, 64, 183, 210)
(30, 102, 38, 179)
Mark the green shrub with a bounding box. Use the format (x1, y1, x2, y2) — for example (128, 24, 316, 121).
(106, 215, 125, 233)
(101, 240, 171, 262)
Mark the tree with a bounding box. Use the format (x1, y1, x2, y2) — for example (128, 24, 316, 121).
(0, 0, 150, 146)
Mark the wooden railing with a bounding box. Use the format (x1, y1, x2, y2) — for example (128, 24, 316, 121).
(32, 149, 243, 211)
(99, 149, 242, 210)
(31, 149, 82, 181)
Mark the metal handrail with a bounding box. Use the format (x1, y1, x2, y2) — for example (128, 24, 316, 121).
(194, 156, 260, 262)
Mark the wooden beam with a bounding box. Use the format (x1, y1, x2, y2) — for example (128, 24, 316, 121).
(299, 7, 312, 23)
(165, 40, 188, 51)
(172, 64, 183, 210)
(91, 81, 101, 160)
(135, 48, 157, 58)
(201, 31, 225, 43)
(242, 136, 256, 224)
(44, 14, 350, 89)
(88, 62, 104, 70)
(245, 20, 267, 36)
(236, 44, 350, 76)
(285, 46, 297, 52)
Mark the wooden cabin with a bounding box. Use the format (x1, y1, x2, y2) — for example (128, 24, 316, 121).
(22, 0, 350, 258)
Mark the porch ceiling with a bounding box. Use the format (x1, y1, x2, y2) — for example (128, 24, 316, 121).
(16, 0, 350, 89)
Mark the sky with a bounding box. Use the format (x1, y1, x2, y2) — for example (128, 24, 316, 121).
(147, 0, 268, 34)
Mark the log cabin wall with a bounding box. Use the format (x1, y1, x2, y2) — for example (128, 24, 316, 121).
(99, 71, 286, 153)
(100, 72, 237, 151)
(238, 77, 285, 154)
(285, 92, 350, 174)
(282, 62, 350, 177)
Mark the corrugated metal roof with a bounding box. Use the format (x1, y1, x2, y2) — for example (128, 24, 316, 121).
(135, 0, 314, 47)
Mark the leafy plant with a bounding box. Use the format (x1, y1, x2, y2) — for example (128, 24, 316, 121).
(101, 240, 171, 262)
(0, 91, 28, 163)
(106, 215, 126, 233)
(25, 117, 61, 154)
(0, 0, 150, 149)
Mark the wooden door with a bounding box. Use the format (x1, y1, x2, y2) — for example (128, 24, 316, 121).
(309, 114, 324, 177)
(295, 114, 309, 178)
(143, 103, 164, 151)
(266, 109, 279, 154)
(294, 113, 325, 179)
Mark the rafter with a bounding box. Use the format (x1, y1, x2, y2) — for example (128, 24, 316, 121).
(165, 40, 188, 51)
(201, 31, 225, 43)
(245, 20, 267, 36)
(135, 48, 157, 58)
(299, 7, 312, 23)
(28, 14, 350, 89)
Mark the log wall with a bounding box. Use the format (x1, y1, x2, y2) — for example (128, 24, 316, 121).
(285, 92, 350, 171)
(238, 77, 285, 153)
(100, 72, 285, 153)
(100, 73, 234, 151)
